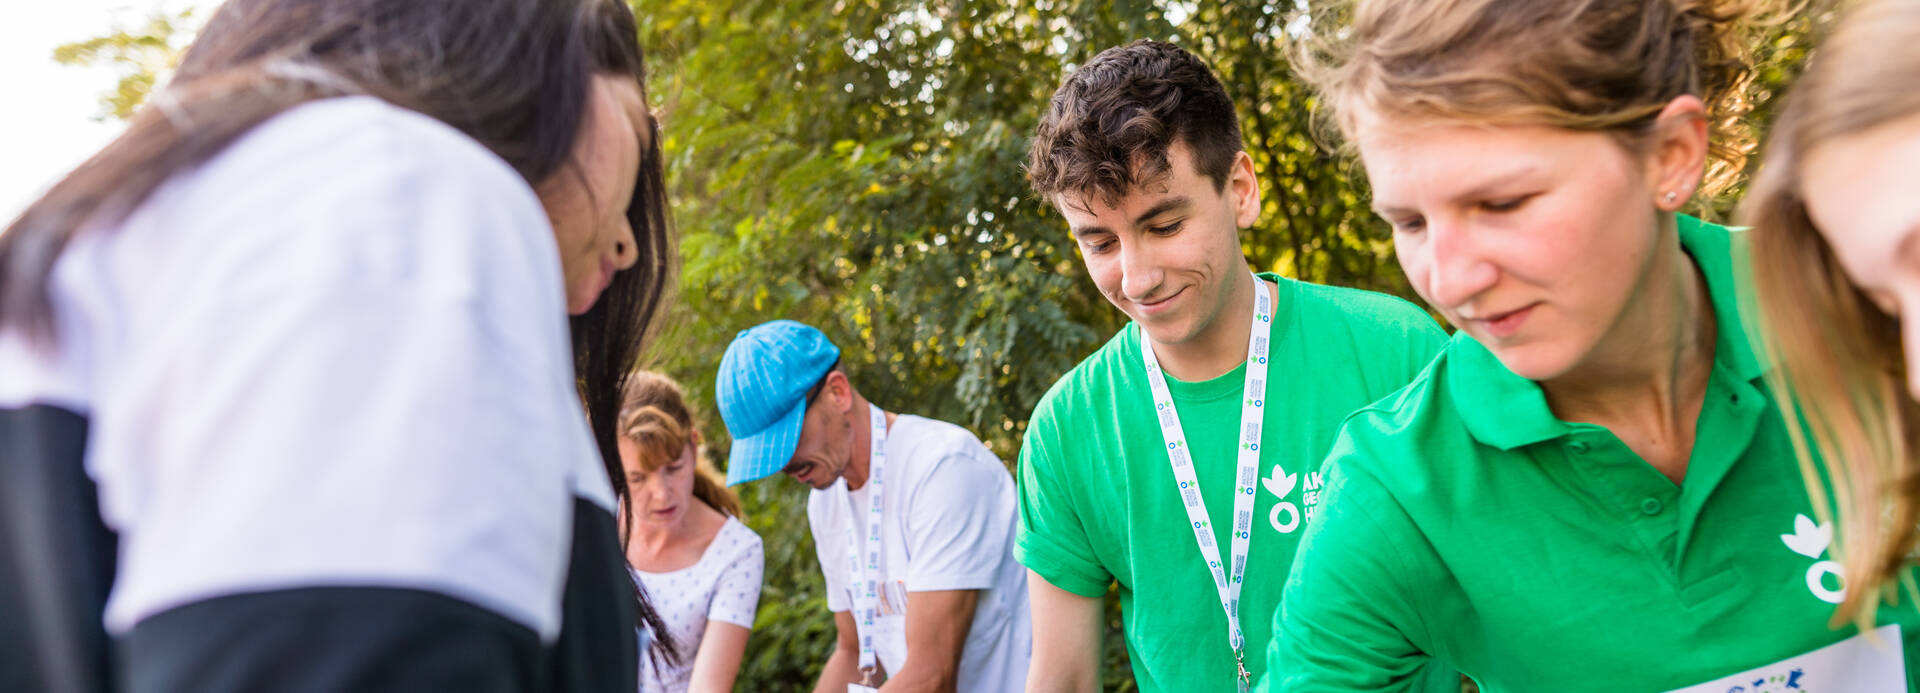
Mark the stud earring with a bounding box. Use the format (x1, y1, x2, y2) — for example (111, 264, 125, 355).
(1664, 191, 1678, 205)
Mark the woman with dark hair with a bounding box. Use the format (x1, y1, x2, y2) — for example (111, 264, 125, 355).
(0, 1, 672, 691)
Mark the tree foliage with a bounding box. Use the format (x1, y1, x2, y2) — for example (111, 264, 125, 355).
(52, 8, 197, 121)
(67, 1, 1821, 688)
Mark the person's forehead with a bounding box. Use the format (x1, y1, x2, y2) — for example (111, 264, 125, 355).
(600, 75, 651, 144)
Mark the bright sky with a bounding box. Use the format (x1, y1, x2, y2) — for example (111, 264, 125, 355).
(1, 0, 213, 223)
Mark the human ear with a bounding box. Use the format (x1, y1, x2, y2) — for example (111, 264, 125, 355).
(1230, 150, 1261, 228)
(1647, 95, 1709, 211)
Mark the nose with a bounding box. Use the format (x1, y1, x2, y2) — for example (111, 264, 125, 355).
(1118, 242, 1165, 302)
(643, 471, 672, 502)
(1418, 218, 1499, 310)
(611, 217, 640, 272)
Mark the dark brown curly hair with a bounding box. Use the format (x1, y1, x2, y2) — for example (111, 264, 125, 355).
(1026, 39, 1244, 209)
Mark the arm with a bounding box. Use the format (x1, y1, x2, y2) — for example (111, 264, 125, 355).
(1264, 455, 1437, 692)
(691, 529, 764, 693)
(811, 610, 869, 693)
(875, 589, 978, 693)
(1025, 570, 1102, 693)
(688, 622, 751, 693)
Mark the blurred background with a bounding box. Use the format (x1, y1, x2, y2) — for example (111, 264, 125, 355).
(6, 1, 1822, 689)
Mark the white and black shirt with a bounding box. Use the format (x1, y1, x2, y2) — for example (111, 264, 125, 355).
(0, 97, 630, 692)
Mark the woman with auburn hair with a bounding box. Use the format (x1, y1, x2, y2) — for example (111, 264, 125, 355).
(618, 372, 764, 693)
(1744, 0, 1920, 639)
(0, 1, 672, 691)
(1263, 0, 1920, 690)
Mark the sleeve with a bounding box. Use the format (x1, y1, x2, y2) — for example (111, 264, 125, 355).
(810, 496, 852, 613)
(1012, 408, 1114, 597)
(902, 441, 1017, 592)
(1261, 429, 1441, 692)
(706, 528, 765, 629)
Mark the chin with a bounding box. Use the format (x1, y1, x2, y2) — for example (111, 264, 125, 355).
(1132, 313, 1199, 346)
(1478, 338, 1581, 383)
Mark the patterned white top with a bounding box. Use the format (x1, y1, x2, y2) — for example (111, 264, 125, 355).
(635, 516, 765, 692)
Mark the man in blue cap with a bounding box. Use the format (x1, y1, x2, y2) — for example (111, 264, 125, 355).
(715, 320, 1031, 693)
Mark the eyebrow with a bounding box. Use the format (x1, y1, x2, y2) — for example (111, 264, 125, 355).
(1371, 167, 1540, 217)
(1070, 195, 1194, 239)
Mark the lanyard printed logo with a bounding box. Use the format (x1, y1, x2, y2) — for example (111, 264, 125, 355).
(1141, 271, 1271, 692)
(839, 404, 890, 681)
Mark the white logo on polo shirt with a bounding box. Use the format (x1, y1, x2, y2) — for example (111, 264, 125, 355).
(1780, 514, 1845, 605)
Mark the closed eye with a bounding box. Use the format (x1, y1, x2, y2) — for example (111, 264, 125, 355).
(1386, 215, 1426, 233)
(1481, 194, 1535, 213)
(1147, 219, 1185, 236)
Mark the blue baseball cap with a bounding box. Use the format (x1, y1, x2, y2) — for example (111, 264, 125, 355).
(715, 320, 842, 485)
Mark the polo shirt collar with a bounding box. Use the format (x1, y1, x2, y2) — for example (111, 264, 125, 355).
(1448, 215, 1760, 449)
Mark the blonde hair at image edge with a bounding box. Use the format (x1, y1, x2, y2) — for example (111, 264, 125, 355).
(620, 371, 743, 519)
(1743, 0, 1920, 632)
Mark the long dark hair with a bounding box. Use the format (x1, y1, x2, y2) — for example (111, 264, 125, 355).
(0, 0, 673, 654)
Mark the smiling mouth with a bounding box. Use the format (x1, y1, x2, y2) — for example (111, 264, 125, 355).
(1465, 302, 1539, 338)
(1134, 287, 1186, 311)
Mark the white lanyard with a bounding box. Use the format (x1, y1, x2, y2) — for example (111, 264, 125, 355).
(839, 403, 889, 681)
(1140, 272, 1270, 692)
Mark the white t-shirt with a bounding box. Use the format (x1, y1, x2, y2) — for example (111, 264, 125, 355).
(806, 414, 1032, 693)
(0, 96, 605, 641)
(634, 516, 765, 692)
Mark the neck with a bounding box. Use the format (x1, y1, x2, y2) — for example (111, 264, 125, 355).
(1541, 223, 1715, 467)
(627, 504, 701, 557)
(1153, 269, 1262, 382)
(843, 391, 892, 491)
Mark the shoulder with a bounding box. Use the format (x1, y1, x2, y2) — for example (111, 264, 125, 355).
(1027, 326, 1134, 431)
(892, 416, 997, 471)
(146, 96, 548, 275)
(214, 96, 531, 209)
(890, 416, 1010, 496)
(1285, 279, 1442, 341)
(1324, 343, 1461, 478)
(715, 517, 764, 562)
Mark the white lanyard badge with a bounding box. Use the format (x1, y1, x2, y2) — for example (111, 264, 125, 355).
(1140, 272, 1271, 692)
(839, 403, 889, 687)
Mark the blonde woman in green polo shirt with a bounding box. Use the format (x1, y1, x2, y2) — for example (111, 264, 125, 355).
(1745, 0, 1920, 644)
(1264, 0, 1920, 691)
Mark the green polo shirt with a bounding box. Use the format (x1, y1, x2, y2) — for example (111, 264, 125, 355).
(1017, 272, 1456, 692)
(1265, 216, 1920, 692)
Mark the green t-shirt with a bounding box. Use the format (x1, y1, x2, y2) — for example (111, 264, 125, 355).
(1266, 216, 1920, 692)
(1016, 272, 1452, 692)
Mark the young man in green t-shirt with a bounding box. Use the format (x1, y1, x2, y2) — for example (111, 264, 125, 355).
(1016, 40, 1454, 692)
